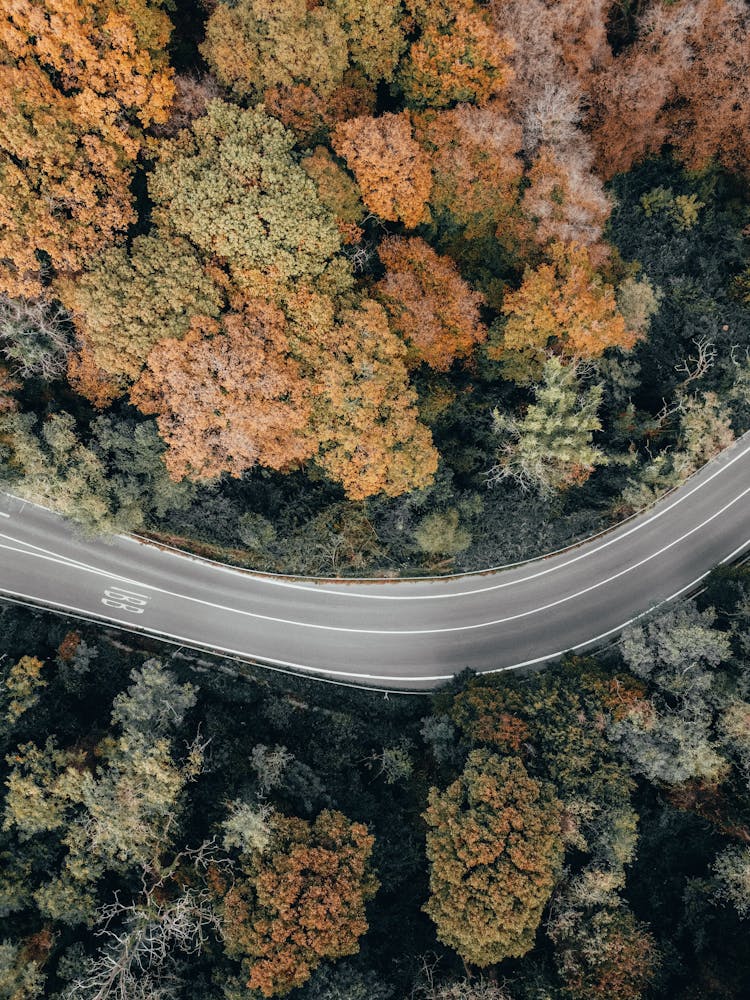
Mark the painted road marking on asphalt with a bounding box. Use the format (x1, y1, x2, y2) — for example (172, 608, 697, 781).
(0, 512, 9, 518)
(0, 485, 748, 636)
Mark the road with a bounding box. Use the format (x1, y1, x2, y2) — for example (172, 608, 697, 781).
(0, 432, 749, 690)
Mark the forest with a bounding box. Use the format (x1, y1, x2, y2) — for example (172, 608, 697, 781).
(0, 0, 749, 573)
(1, 567, 750, 999)
(2, 0, 750, 997)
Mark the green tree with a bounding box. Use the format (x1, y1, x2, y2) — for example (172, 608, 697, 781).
(149, 101, 342, 294)
(423, 750, 563, 966)
(489, 357, 607, 496)
(58, 233, 223, 384)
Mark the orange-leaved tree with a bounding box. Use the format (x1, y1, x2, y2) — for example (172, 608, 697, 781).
(423, 750, 563, 965)
(0, 0, 174, 296)
(130, 298, 317, 481)
(220, 809, 379, 997)
(331, 111, 432, 229)
(493, 242, 637, 383)
(586, 0, 750, 177)
(375, 237, 487, 371)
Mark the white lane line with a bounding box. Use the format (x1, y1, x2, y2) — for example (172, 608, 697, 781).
(114, 435, 750, 601)
(0, 486, 748, 635)
(2, 536, 749, 684)
(0, 512, 9, 518)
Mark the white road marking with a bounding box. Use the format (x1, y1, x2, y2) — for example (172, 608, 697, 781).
(2, 537, 749, 684)
(0, 486, 747, 635)
(0, 512, 9, 518)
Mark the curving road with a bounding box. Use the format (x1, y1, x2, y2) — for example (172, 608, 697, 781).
(0, 432, 749, 691)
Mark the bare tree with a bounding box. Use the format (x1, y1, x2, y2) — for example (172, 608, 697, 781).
(0, 295, 74, 379)
(63, 845, 226, 1000)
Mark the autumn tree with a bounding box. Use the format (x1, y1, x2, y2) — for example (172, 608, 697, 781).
(375, 237, 487, 371)
(150, 101, 342, 293)
(332, 112, 432, 229)
(399, 0, 513, 110)
(0, 0, 174, 296)
(489, 357, 607, 496)
(305, 297, 439, 499)
(201, 0, 404, 104)
(200, 0, 349, 102)
(220, 809, 378, 996)
(131, 299, 317, 482)
(301, 146, 366, 244)
(415, 103, 525, 247)
(586, 0, 750, 177)
(423, 750, 563, 966)
(58, 234, 223, 385)
(522, 146, 611, 260)
(493, 242, 637, 383)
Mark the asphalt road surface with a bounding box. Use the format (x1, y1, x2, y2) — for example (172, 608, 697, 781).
(1, 432, 749, 690)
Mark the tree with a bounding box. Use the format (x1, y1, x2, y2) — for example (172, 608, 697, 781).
(493, 242, 637, 383)
(712, 845, 750, 919)
(200, 0, 405, 104)
(301, 146, 366, 243)
(586, 0, 750, 177)
(413, 509, 472, 558)
(220, 809, 378, 996)
(620, 605, 731, 704)
(489, 358, 607, 496)
(200, 0, 349, 102)
(58, 234, 223, 385)
(332, 112, 432, 229)
(0, 940, 44, 1000)
(150, 101, 341, 293)
(521, 146, 611, 259)
(328, 0, 406, 84)
(414, 102, 525, 246)
(131, 299, 318, 482)
(549, 890, 660, 1000)
(375, 237, 487, 371)
(0, 296, 73, 380)
(3, 661, 202, 925)
(422, 750, 563, 966)
(399, 1, 513, 110)
(0, 0, 174, 296)
(1, 656, 46, 729)
(0, 410, 194, 533)
(308, 298, 439, 499)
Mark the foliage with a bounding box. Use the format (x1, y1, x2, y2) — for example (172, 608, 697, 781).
(493, 242, 637, 383)
(131, 300, 317, 482)
(423, 750, 563, 965)
(59, 234, 223, 385)
(150, 101, 342, 292)
(332, 112, 433, 228)
(490, 357, 607, 496)
(376, 237, 487, 371)
(220, 809, 378, 996)
(0, 0, 174, 296)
